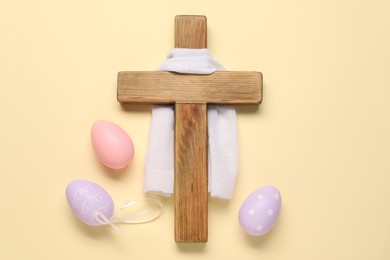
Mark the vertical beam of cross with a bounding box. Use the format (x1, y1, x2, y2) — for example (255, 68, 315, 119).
(174, 15, 208, 243)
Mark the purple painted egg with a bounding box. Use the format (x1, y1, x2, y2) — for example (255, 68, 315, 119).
(238, 185, 281, 236)
(66, 179, 114, 226)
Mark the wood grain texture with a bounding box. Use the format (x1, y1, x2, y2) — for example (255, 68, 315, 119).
(174, 103, 208, 242)
(174, 15, 208, 243)
(117, 71, 263, 104)
(175, 15, 207, 48)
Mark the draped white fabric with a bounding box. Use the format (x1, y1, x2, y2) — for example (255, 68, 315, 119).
(143, 48, 238, 199)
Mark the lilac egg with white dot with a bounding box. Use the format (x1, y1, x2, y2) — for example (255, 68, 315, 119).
(238, 185, 281, 236)
(66, 179, 114, 226)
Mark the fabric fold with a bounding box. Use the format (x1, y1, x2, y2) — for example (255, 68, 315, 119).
(143, 48, 238, 199)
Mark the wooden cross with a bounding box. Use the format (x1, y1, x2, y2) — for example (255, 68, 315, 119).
(117, 15, 262, 243)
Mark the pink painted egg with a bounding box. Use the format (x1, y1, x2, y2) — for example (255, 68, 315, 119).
(66, 179, 114, 226)
(238, 185, 281, 236)
(91, 120, 134, 169)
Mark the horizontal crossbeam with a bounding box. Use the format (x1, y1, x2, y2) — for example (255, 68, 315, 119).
(117, 71, 262, 104)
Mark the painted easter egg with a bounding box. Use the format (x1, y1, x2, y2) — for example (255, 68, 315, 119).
(238, 185, 281, 236)
(66, 179, 115, 226)
(91, 120, 134, 169)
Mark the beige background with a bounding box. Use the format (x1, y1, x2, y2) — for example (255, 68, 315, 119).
(1, 0, 389, 259)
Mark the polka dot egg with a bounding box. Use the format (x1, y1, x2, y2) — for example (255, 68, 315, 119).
(238, 185, 281, 236)
(66, 179, 114, 226)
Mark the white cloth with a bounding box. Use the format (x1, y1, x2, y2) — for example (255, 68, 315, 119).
(143, 48, 238, 199)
